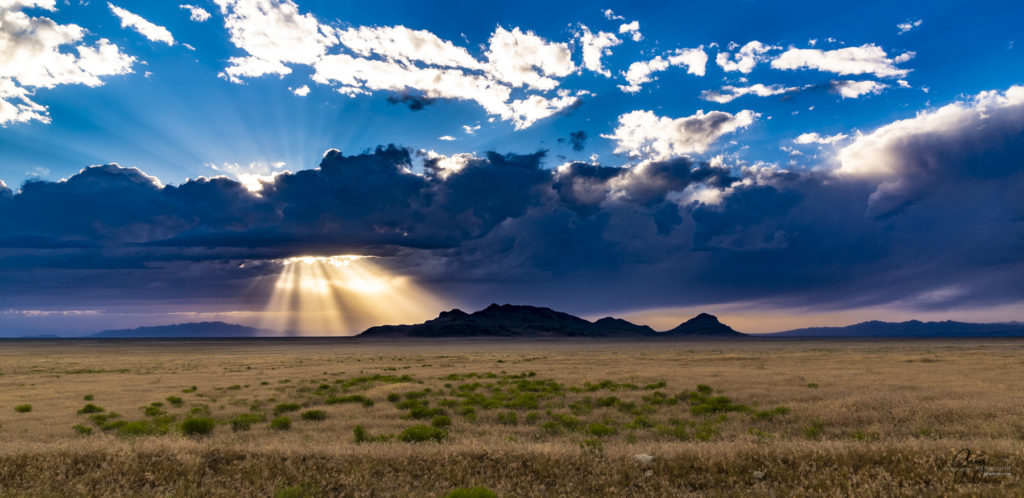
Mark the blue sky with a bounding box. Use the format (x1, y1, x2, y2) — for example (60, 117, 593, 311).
(1, 0, 1023, 335)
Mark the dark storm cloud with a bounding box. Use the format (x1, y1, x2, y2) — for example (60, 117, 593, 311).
(386, 93, 436, 111)
(558, 130, 588, 151)
(2, 94, 1024, 314)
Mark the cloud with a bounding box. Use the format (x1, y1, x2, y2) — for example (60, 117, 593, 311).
(577, 25, 620, 77)
(4, 85, 1024, 320)
(214, 0, 581, 130)
(604, 109, 758, 160)
(438, 135, 456, 141)
(619, 47, 706, 93)
(386, 92, 435, 111)
(179, 4, 211, 22)
(771, 44, 910, 78)
(485, 26, 575, 90)
(794, 132, 849, 145)
(715, 41, 776, 73)
(837, 85, 1024, 215)
(603, 9, 624, 21)
(897, 19, 922, 34)
(618, 21, 642, 42)
(830, 80, 887, 98)
(291, 84, 309, 96)
(558, 130, 588, 151)
(108, 3, 175, 46)
(0, 0, 135, 125)
(700, 83, 802, 104)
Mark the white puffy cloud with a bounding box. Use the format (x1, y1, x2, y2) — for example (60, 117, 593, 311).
(771, 44, 910, 78)
(830, 80, 887, 99)
(715, 41, 776, 73)
(438, 135, 456, 141)
(0, 0, 135, 125)
(577, 25, 620, 77)
(793, 132, 849, 145)
(485, 26, 575, 91)
(618, 20, 642, 42)
(604, 109, 759, 160)
(108, 3, 175, 46)
(603, 9, 624, 21)
(215, 0, 579, 129)
(214, 0, 338, 82)
(619, 47, 706, 93)
(180, 4, 211, 22)
(207, 160, 288, 193)
(897, 19, 922, 34)
(700, 83, 802, 103)
(336, 25, 483, 70)
(291, 84, 309, 96)
(893, 51, 916, 64)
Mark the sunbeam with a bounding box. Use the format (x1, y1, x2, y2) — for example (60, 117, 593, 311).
(260, 255, 440, 336)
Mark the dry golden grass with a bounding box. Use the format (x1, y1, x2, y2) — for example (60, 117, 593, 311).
(0, 338, 1022, 497)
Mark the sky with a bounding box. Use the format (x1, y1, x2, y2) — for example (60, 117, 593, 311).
(1, 0, 1023, 335)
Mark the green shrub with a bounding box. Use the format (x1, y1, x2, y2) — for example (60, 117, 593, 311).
(431, 415, 452, 428)
(182, 386, 197, 393)
(273, 403, 302, 416)
(13, 404, 31, 413)
(586, 423, 617, 437)
(270, 416, 292, 430)
(142, 405, 164, 417)
(443, 486, 498, 498)
(524, 411, 540, 424)
(118, 420, 156, 436)
(803, 419, 824, 439)
(353, 425, 369, 443)
(458, 405, 477, 420)
(166, 396, 183, 407)
(386, 393, 401, 402)
(72, 424, 92, 435)
(497, 411, 518, 425)
(230, 412, 266, 431)
(83, 394, 94, 401)
(807, 383, 819, 388)
(325, 395, 373, 407)
(644, 381, 667, 390)
(398, 424, 446, 442)
(301, 410, 327, 421)
(189, 404, 211, 416)
(78, 403, 104, 414)
(181, 416, 216, 436)
(753, 406, 791, 420)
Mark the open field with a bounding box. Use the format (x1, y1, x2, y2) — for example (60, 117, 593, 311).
(0, 338, 1021, 497)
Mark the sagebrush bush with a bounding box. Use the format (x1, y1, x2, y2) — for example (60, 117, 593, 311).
(270, 416, 292, 430)
(13, 404, 31, 413)
(398, 425, 445, 442)
(166, 396, 183, 407)
(230, 412, 266, 432)
(301, 410, 326, 421)
(181, 416, 216, 436)
(431, 415, 452, 428)
(118, 420, 156, 437)
(83, 394, 94, 401)
(72, 424, 92, 435)
(273, 403, 301, 416)
(78, 403, 104, 414)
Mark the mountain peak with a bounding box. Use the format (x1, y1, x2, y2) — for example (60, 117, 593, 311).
(663, 313, 743, 336)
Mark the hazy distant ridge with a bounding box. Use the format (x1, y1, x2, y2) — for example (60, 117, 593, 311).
(768, 320, 1024, 338)
(90, 321, 270, 338)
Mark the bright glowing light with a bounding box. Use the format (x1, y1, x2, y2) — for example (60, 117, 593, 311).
(260, 254, 440, 336)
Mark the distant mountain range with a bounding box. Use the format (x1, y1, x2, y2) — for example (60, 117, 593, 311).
(766, 320, 1024, 338)
(13, 307, 1023, 339)
(359, 304, 743, 338)
(89, 321, 276, 338)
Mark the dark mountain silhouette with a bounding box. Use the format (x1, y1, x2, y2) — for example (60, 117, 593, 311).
(91, 321, 271, 338)
(662, 313, 744, 336)
(767, 320, 1024, 338)
(358, 304, 743, 338)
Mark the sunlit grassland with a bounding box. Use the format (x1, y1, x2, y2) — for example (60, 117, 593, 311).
(0, 338, 1022, 496)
